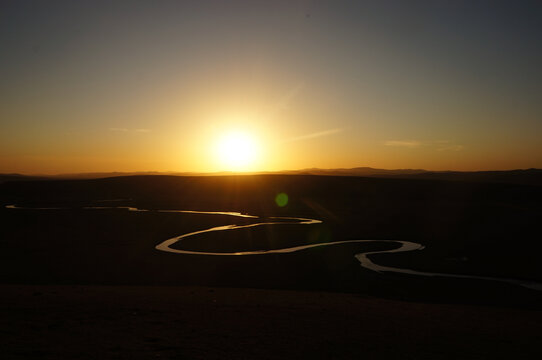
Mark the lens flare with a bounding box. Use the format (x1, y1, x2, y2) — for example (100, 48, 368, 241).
(275, 193, 288, 207)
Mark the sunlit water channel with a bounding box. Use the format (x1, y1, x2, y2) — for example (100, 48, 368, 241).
(6, 204, 542, 291)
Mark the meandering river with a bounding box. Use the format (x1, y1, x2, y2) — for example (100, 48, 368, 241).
(6, 204, 542, 291)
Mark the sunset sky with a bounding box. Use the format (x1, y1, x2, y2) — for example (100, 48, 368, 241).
(1, 0, 541, 174)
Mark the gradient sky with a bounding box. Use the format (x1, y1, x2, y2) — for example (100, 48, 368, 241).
(1, 0, 542, 174)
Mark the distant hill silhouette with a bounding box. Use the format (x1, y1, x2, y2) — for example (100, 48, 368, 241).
(1, 167, 541, 186)
(0, 174, 49, 184)
(278, 167, 542, 186)
(381, 169, 542, 186)
(276, 167, 427, 177)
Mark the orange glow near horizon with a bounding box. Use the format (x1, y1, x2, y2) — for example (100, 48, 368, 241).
(2, 2, 542, 175)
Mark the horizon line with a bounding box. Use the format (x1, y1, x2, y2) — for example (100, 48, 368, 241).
(2, 166, 541, 178)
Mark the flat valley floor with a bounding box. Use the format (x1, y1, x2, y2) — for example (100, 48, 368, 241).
(1, 175, 541, 359)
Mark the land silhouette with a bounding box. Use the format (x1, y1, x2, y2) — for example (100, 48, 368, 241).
(3, 167, 542, 185)
(1, 172, 541, 359)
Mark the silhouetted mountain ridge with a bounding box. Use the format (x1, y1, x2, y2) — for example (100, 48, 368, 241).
(1, 167, 541, 186)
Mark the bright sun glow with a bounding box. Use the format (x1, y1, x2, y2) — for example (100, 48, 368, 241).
(215, 131, 259, 171)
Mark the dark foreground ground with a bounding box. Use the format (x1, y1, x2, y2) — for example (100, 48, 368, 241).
(2, 284, 541, 360)
(1, 174, 541, 358)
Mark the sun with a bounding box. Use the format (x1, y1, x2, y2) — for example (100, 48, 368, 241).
(215, 130, 259, 171)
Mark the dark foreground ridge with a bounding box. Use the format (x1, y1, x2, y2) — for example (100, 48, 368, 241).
(2, 284, 541, 360)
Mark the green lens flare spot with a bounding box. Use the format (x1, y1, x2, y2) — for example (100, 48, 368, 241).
(275, 193, 289, 207)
